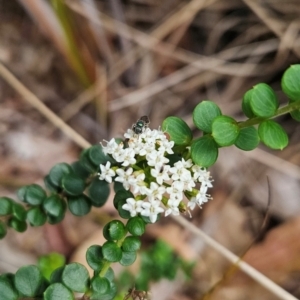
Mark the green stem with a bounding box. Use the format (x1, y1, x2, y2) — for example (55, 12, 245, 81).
(239, 100, 300, 128)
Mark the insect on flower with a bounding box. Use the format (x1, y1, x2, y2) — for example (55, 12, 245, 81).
(132, 115, 150, 135)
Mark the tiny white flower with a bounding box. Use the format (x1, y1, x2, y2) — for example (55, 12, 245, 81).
(124, 129, 135, 139)
(115, 168, 134, 190)
(150, 165, 170, 185)
(131, 173, 148, 195)
(157, 139, 174, 154)
(141, 200, 164, 223)
(122, 198, 143, 217)
(165, 198, 180, 216)
(192, 166, 213, 188)
(146, 151, 169, 168)
(166, 181, 184, 201)
(120, 148, 136, 167)
(146, 182, 166, 201)
(98, 161, 115, 183)
(101, 138, 119, 155)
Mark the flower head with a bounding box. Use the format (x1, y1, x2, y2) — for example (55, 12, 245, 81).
(99, 124, 213, 223)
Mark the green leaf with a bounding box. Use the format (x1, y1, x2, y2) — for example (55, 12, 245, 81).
(71, 161, 90, 180)
(62, 263, 89, 293)
(289, 98, 300, 121)
(49, 266, 64, 284)
(0, 220, 7, 239)
(102, 241, 122, 262)
(113, 190, 134, 209)
(44, 283, 74, 300)
(282, 64, 300, 101)
(17, 186, 28, 202)
(90, 281, 117, 300)
(48, 163, 73, 187)
(8, 217, 27, 232)
(193, 101, 222, 133)
(38, 253, 65, 281)
(250, 83, 279, 117)
(80, 149, 98, 172)
(258, 120, 288, 150)
(91, 277, 110, 294)
(191, 136, 218, 167)
(12, 203, 27, 221)
(113, 182, 125, 193)
(43, 195, 65, 218)
(0, 197, 13, 216)
(103, 220, 126, 241)
(234, 126, 260, 151)
(44, 175, 60, 193)
(102, 267, 115, 282)
(62, 174, 86, 196)
(242, 89, 256, 118)
(26, 207, 47, 226)
(67, 195, 91, 216)
(117, 201, 131, 219)
(86, 245, 105, 272)
(119, 251, 137, 266)
(88, 178, 110, 207)
(88, 145, 111, 166)
(126, 217, 145, 236)
(24, 184, 46, 205)
(122, 236, 141, 252)
(162, 116, 192, 145)
(212, 115, 240, 146)
(14, 265, 42, 297)
(0, 278, 18, 300)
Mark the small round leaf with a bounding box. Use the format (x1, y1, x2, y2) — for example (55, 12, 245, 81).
(282, 64, 300, 101)
(44, 175, 60, 192)
(88, 145, 111, 166)
(38, 253, 65, 281)
(43, 195, 65, 218)
(235, 126, 259, 151)
(162, 117, 192, 145)
(250, 83, 279, 117)
(44, 283, 74, 300)
(102, 241, 122, 262)
(12, 203, 27, 221)
(8, 217, 27, 232)
(103, 220, 126, 241)
(14, 265, 42, 297)
(119, 251, 137, 266)
(91, 277, 110, 294)
(0, 197, 13, 216)
(126, 217, 145, 236)
(62, 174, 86, 196)
(62, 263, 89, 293)
(17, 186, 28, 202)
(191, 136, 218, 167)
(88, 178, 110, 207)
(113, 190, 134, 209)
(24, 184, 46, 205)
(49, 266, 64, 284)
(67, 195, 91, 216)
(26, 207, 47, 226)
(71, 161, 90, 180)
(193, 101, 222, 133)
(86, 245, 105, 272)
(0, 278, 18, 300)
(258, 120, 288, 150)
(122, 236, 141, 252)
(212, 115, 240, 146)
(90, 281, 117, 300)
(289, 98, 300, 121)
(48, 163, 72, 187)
(242, 89, 256, 118)
(80, 149, 97, 172)
(0, 220, 7, 239)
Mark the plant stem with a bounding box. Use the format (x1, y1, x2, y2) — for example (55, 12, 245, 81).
(239, 100, 300, 128)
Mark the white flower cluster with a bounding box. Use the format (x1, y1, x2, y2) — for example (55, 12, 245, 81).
(99, 127, 213, 223)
